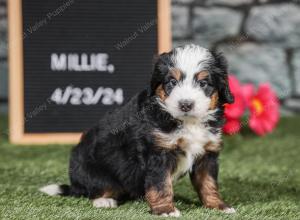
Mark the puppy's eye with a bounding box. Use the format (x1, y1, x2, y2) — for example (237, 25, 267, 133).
(164, 78, 178, 95)
(169, 78, 177, 87)
(199, 80, 208, 88)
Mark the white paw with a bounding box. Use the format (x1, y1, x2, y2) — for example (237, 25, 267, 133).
(92, 198, 118, 208)
(160, 208, 181, 218)
(222, 207, 236, 214)
(39, 184, 62, 196)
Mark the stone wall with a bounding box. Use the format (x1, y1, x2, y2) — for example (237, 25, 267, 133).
(1, 0, 300, 113)
(172, 0, 300, 113)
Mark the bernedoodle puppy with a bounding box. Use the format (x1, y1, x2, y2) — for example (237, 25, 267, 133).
(40, 44, 236, 217)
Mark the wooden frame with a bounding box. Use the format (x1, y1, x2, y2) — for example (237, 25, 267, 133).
(158, 0, 172, 54)
(8, 0, 171, 145)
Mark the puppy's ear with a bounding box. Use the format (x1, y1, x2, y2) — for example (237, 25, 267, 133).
(211, 51, 234, 104)
(148, 52, 172, 97)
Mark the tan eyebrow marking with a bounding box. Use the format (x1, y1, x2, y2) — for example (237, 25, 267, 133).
(170, 68, 182, 81)
(196, 71, 209, 81)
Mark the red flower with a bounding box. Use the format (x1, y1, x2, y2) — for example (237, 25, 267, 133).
(223, 75, 246, 135)
(243, 83, 280, 136)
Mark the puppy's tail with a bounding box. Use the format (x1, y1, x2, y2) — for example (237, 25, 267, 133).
(39, 184, 71, 196)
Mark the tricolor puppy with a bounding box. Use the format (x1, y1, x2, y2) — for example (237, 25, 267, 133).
(40, 44, 235, 217)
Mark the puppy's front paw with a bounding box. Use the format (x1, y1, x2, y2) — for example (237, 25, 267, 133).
(159, 208, 181, 218)
(92, 198, 118, 208)
(222, 207, 236, 214)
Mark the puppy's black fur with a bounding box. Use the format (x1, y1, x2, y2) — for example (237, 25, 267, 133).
(67, 91, 181, 199)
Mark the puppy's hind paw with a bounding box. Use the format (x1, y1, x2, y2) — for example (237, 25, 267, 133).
(222, 207, 236, 214)
(160, 208, 181, 218)
(92, 198, 118, 208)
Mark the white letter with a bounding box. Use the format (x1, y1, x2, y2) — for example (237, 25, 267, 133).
(51, 53, 66, 71)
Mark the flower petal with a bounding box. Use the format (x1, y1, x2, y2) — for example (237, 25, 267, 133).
(223, 119, 241, 135)
(249, 116, 266, 136)
(241, 84, 255, 106)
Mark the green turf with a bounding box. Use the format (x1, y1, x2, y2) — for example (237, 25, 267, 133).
(0, 115, 300, 220)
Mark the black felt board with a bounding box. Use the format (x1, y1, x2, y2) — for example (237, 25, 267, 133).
(22, 0, 158, 133)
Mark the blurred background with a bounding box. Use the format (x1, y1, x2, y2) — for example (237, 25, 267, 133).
(1, 0, 300, 115)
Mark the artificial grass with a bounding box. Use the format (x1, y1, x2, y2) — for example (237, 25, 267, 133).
(0, 115, 300, 220)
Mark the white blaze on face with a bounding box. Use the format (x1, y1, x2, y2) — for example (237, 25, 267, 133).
(163, 45, 214, 119)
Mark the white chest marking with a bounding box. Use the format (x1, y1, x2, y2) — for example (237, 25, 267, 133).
(156, 121, 221, 181)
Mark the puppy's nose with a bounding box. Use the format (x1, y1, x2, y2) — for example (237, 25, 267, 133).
(179, 99, 194, 112)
